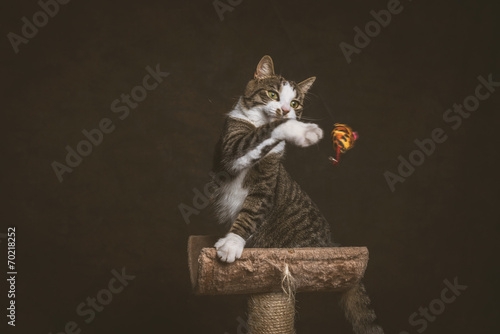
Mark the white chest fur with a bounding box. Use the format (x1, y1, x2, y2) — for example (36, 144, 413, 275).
(216, 169, 249, 224)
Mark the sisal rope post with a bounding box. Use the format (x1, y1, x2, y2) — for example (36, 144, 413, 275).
(247, 263, 296, 334)
(247, 292, 295, 334)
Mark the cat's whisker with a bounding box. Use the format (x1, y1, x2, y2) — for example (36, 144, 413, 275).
(300, 116, 326, 121)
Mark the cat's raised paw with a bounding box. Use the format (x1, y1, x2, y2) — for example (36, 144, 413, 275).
(214, 233, 246, 263)
(274, 120, 323, 147)
(301, 123, 323, 147)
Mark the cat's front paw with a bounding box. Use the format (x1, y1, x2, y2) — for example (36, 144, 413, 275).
(277, 121, 323, 147)
(214, 233, 246, 263)
(299, 123, 323, 147)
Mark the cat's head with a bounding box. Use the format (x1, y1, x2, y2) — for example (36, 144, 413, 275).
(241, 55, 316, 122)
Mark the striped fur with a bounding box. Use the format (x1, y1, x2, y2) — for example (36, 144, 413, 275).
(211, 56, 384, 334)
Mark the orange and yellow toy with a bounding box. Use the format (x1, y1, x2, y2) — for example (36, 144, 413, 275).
(329, 123, 358, 166)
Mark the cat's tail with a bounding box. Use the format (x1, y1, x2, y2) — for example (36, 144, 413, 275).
(339, 282, 384, 334)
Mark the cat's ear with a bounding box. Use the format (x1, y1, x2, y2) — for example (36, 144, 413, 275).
(298, 77, 316, 94)
(254, 55, 275, 79)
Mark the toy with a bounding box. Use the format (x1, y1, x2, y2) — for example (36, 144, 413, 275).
(329, 123, 358, 166)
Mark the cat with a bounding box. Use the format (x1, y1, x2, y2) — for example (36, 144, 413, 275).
(210, 55, 384, 334)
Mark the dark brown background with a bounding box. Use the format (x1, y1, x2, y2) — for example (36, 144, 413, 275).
(2, 0, 499, 333)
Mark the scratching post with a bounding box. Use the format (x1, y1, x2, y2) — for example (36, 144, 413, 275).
(247, 292, 295, 334)
(188, 235, 369, 334)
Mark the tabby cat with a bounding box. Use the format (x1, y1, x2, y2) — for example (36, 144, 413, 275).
(211, 55, 384, 334)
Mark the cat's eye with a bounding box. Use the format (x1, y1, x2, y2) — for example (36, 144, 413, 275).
(290, 100, 300, 109)
(267, 90, 279, 100)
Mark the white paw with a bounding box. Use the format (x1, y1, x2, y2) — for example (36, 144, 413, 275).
(214, 233, 246, 263)
(273, 120, 323, 147)
(299, 123, 323, 147)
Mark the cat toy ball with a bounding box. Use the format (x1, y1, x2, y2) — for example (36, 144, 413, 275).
(329, 123, 358, 166)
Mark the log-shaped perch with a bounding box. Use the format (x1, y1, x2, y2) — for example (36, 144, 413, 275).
(188, 235, 370, 334)
(188, 235, 369, 295)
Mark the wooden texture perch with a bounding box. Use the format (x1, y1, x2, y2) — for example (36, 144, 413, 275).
(188, 235, 369, 295)
(188, 235, 370, 334)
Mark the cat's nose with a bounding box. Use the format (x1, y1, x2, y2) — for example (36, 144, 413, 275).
(282, 107, 290, 115)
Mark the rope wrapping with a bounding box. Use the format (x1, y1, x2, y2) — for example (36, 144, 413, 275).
(247, 264, 296, 334)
